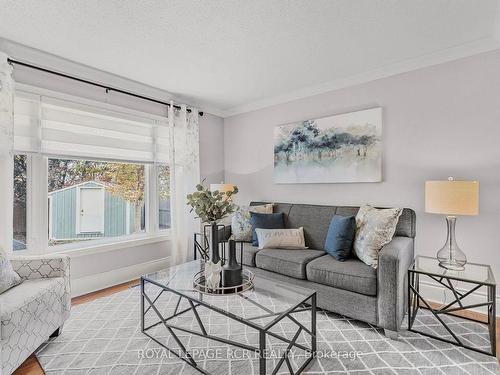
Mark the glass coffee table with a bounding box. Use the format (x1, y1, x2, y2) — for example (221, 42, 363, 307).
(408, 255, 496, 356)
(141, 260, 317, 374)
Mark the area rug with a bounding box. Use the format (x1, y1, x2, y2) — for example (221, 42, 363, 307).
(36, 284, 499, 374)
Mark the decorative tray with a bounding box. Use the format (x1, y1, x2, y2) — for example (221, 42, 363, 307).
(193, 268, 254, 295)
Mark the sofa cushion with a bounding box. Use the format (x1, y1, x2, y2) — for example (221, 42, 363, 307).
(306, 255, 377, 296)
(236, 242, 261, 267)
(256, 249, 325, 279)
(231, 204, 274, 241)
(255, 228, 307, 250)
(250, 212, 284, 246)
(286, 205, 337, 250)
(251, 202, 416, 239)
(324, 215, 356, 261)
(250, 202, 293, 226)
(354, 205, 403, 269)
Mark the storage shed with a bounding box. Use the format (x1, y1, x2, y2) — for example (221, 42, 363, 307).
(48, 181, 139, 241)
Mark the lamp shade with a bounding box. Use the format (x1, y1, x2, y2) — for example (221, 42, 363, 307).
(425, 180, 479, 216)
(210, 183, 235, 194)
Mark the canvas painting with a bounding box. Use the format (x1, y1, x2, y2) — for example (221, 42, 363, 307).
(274, 107, 382, 183)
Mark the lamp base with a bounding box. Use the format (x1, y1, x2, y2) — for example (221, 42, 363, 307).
(438, 259, 465, 271)
(436, 216, 467, 271)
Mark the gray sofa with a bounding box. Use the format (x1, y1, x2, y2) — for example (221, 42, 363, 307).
(227, 202, 416, 337)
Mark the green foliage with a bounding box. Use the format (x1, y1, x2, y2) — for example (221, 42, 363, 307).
(47, 159, 147, 203)
(158, 165, 170, 201)
(186, 182, 239, 223)
(13, 155, 27, 204)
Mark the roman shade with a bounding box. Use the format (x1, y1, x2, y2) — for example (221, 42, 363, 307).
(13, 91, 170, 163)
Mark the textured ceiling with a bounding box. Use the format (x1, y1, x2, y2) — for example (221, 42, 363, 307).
(0, 0, 499, 116)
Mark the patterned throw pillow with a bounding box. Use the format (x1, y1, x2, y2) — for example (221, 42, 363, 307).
(255, 228, 307, 250)
(0, 247, 22, 294)
(353, 205, 403, 269)
(231, 204, 273, 241)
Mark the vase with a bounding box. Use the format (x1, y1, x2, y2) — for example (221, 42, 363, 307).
(436, 216, 467, 271)
(209, 221, 221, 264)
(222, 240, 242, 287)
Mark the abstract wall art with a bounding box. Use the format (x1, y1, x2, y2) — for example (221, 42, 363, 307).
(273, 107, 382, 183)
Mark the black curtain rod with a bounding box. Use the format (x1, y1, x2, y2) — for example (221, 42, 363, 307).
(7, 58, 203, 116)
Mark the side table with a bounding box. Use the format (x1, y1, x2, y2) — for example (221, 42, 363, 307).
(408, 255, 496, 356)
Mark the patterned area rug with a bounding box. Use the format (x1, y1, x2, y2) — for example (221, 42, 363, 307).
(36, 285, 499, 374)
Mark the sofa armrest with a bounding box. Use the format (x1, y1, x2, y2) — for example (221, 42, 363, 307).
(377, 236, 414, 332)
(9, 254, 71, 320)
(10, 254, 70, 281)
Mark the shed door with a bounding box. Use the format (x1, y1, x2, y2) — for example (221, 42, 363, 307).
(79, 187, 104, 233)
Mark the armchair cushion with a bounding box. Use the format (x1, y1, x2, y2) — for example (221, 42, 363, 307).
(0, 248, 22, 294)
(0, 277, 66, 375)
(1, 254, 71, 375)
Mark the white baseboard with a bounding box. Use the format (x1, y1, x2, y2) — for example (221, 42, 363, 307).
(418, 280, 500, 317)
(71, 256, 170, 297)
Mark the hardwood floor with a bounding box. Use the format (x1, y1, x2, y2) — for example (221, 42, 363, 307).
(13, 281, 499, 375)
(13, 280, 140, 375)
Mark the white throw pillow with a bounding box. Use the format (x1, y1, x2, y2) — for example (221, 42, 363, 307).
(353, 205, 403, 269)
(231, 204, 273, 241)
(0, 247, 22, 294)
(255, 227, 307, 250)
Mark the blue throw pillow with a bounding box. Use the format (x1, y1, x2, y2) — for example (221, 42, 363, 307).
(324, 215, 356, 261)
(250, 212, 284, 246)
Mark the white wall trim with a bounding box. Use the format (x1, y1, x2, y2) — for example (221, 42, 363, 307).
(71, 256, 170, 297)
(222, 37, 500, 118)
(419, 280, 500, 317)
(53, 233, 170, 257)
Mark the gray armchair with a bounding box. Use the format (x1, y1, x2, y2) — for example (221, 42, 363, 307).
(0, 254, 71, 375)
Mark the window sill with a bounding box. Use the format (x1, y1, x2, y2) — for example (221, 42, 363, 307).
(47, 232, 171, 258)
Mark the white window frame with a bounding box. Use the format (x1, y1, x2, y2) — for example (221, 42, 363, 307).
(13, 84, 171, 256)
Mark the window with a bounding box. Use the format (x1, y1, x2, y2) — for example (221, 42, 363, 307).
(48, 158, 146, 246)
(12, 89, 172, 252)
(13, 155, 27, 250)
(158, 164, 171, 230)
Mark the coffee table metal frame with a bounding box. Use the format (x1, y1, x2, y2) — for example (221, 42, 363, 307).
(408, 256, 496, 356)
(141, 274, 317, 375)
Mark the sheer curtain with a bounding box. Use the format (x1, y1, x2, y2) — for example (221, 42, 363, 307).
(169, 101, 200, 265)
(0, 52, 14, 252)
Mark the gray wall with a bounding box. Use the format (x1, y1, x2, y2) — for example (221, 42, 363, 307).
(199, 113, 225, 185)
(224, 49, 500, 296)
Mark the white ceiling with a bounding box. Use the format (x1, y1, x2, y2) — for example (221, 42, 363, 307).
(0, 0, 499, 117)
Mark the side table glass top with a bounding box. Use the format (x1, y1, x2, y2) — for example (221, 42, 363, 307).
(412, 255, 495, 285)
(142, 260, 316, 327)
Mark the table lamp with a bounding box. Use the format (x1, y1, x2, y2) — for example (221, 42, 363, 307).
(210, 182, 235, 200)
(425, 178, 479, 270)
